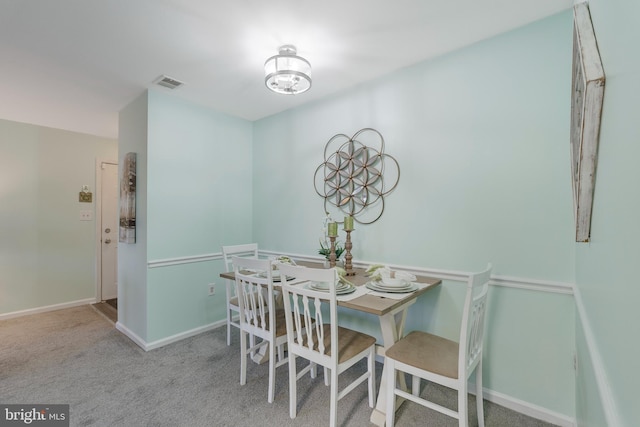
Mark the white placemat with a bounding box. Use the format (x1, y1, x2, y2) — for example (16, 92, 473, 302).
(336, 285, 369, 301)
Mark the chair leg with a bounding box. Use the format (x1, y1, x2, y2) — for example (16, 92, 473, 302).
(249, 333, 256, 358)
(277, 343, 284, 362)
(288, 354, 297, 419)
(476, 363, 485, 427)
(385, 359, 397, 427)
(324, 367, 330, 386)
(412, 375, 420, 396)
(240, 330, 247, 386)
(368, 347, 376, 408)
(458, 383, 468, 427)
(226, 309, 232, 346)
(310, 362, 317, 378)
(268, 337, 276, 403)
(329, 367, 339, 427)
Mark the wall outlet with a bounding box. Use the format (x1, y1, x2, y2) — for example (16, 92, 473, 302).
(208, 283, 216, 296)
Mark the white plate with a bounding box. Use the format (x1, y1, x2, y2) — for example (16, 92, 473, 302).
(309, 282, 350, 291)
(336, 285, 357, 295)
(309, 281, 330, 290)
(306, 282, 356, 295)
(366, 281, 418, 293)
(256, 270, 278, 277)
(256, 271, 294, 282)
(373, 282, 413, 291)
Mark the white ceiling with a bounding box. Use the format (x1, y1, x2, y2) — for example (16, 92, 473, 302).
(0, 0, 573, 139)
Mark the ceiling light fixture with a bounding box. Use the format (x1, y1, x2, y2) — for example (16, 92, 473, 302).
(264, 45, 311, 95)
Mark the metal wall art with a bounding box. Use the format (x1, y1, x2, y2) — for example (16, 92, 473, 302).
(314, 128, 399, 225)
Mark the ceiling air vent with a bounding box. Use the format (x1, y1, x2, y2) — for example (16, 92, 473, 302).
(153, 75, 184, 90)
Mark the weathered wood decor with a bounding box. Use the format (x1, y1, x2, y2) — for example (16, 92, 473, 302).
(571, 2, 605, 242)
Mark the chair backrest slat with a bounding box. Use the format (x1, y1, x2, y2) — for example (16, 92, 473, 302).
(459, 264, 491, 378)
(278, 264, 338, 363)
(468, 295, 487, 366)
(301, 295, 314, 350)
(292, 295, 304, 346)
(313, 296, 324, 354)
(232, 256, 275, 338)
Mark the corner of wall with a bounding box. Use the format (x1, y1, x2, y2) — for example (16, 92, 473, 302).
(573, 285, 621, 426)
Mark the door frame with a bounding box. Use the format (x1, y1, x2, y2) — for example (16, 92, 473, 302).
(95, 158, 118, 303)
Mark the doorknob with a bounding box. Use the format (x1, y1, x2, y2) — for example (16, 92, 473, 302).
(104, 238, 112, 244)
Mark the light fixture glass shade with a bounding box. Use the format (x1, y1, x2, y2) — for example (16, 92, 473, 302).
(264, 45, 311, 95)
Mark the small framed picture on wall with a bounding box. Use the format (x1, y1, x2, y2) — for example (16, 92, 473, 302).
(119, 152, 136, 244)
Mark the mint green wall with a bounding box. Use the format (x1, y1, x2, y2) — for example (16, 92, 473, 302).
(573, 0, 640, 425)
(146, 90, 254, 259)
(0, 119, 116, 314)
(145, 90, 253, 342)
(118, 92, 149, 340)
(253, 12, 575, 280)
(253, 11, 576, 417)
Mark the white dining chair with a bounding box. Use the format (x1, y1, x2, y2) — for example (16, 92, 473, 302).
(232, 256, 289, 403)
(277, 264, 377, 427)
(384, 264, 492, 427)
(222, 243, 259, 346)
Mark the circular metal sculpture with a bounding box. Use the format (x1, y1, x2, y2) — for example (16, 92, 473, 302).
(314, 128, 400, 225)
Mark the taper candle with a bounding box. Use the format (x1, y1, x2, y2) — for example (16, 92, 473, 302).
(328, 222, 338, 237)
(344, 215, 354, 231)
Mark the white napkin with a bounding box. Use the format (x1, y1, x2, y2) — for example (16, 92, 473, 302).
(372, 267, 417, 283)
(271, 255, 296, 267)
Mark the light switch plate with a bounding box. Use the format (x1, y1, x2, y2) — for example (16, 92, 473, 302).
(80, 210, 93, 221)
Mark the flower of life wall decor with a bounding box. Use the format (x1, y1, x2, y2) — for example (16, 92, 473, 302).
(314, 128, 399, 226)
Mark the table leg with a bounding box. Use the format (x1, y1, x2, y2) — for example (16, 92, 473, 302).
(250, 289, 284, 364)
(370, 303, 412, 426)
(251, 343, 269, 364)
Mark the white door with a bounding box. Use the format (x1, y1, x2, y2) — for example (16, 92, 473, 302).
(100, 162, 118, 301)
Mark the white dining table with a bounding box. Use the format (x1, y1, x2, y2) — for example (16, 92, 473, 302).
(221, 260, 441, 426)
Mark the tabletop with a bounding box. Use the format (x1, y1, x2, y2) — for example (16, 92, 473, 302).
(219, 260, 441, 317)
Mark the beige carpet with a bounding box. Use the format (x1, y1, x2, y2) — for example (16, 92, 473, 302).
(0, 306, 560, 427)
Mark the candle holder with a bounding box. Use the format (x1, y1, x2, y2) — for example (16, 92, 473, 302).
(343, 228, 355, 276)
(328, 235, 337, 268)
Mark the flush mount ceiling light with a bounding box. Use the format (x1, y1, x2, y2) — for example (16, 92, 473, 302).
(264, 45, 311, 95)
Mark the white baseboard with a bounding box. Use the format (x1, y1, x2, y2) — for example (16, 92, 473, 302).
(0, 298, 95, 321)
(115, 321, 147, 349)
(116, 318, 227, 351)
(478, 387, 576, 427)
